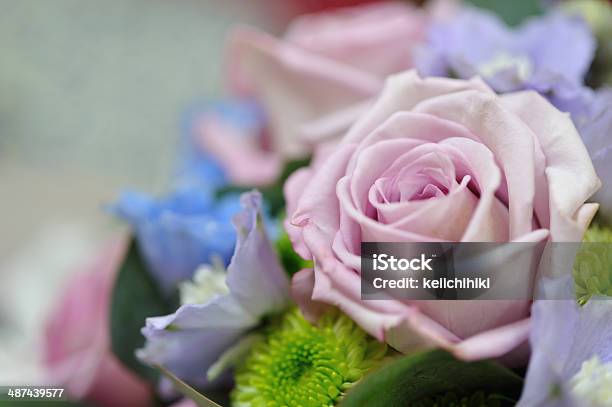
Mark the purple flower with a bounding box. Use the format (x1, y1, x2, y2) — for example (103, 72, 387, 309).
(136, 191, 290, 387)
(577, 89, 612, 221)
(416, 8, 596, 111)
(517, 299, 612, 406)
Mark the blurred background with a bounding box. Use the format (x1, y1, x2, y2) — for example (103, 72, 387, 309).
(0, 0, 300, 385)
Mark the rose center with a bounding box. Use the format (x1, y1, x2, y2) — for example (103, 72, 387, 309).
(392, 166, 453, 204)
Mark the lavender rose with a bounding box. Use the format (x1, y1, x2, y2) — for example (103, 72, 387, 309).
(285, 71, 600, 363)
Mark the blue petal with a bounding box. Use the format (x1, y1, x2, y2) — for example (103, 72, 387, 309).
(112, 187, 241, 293)
(137, 190, 289, 386)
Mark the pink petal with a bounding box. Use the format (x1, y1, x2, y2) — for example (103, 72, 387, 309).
(341, 72, 494, 145)
(290, 268, 333, 323)
(226, 26, 381, 159)
(500, 91, 601, 241)
(451, 317, 531, 363)
(414, 90, 539, 239)
(285, 2, 426, 77)
(196, 117, 281, 186)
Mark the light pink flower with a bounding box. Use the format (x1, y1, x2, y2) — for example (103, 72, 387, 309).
(44, 240, 152, 407)
(198, 2, 427, 185)
(285, 71, 601, 364)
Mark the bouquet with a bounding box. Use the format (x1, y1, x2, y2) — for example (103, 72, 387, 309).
(43, 1, 612, 406)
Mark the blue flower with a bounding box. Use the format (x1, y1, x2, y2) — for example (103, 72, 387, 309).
(112, 99, 268, 294)
(113, 184, 241, 295)
(136, 191, 290, 387)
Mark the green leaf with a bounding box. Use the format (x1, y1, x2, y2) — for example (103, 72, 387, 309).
(261, 156, 310, 217)
(341, 349, 523, 407)
(156, 364, 224, 407)
(275, 228, 313, 276)
(110, 239, 174, 382)
(466, 0, 543, 26)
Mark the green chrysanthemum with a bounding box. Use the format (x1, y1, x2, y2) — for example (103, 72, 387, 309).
(583, 224, 612, 243)
(574, 225, 612, 305)
(231, 308, 387, 407)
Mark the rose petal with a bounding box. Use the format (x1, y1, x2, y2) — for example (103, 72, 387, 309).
(414, 89, 539, 239)
(227, 26, 382, 158)
(342, 72, 494, 145)
(290, 268, 333, 323)
(500, 91, 601, 241)
(286, 2, 426, 77)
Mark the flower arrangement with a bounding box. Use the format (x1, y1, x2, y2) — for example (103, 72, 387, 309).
(44, 1, 612, 406)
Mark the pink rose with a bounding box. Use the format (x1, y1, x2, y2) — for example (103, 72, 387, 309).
(198, 2, 427, 185)
(285, 71, 600, 363)
(44, 240, 152, 407)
